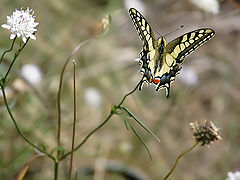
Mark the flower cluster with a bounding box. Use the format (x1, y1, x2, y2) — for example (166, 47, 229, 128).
(226, 171, 240, 180)
(1, 7, 39, 43)
(191, 0, 219, 14)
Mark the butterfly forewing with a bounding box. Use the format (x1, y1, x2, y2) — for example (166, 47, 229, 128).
(129, 8, 156, 51)
(129, 8, 158, 85)
(166, 28, 215, 63)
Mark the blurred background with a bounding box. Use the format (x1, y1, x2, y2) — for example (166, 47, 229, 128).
(0, 0, 240, 179)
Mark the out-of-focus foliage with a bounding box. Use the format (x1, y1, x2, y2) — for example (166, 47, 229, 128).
(0, 0, 240, 180)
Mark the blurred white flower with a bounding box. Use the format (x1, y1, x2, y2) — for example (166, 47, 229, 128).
(119, 142, 133, 154)
(191, 0, 220, 14)
(84, 88, 102, 108)
(0, 87, 11, 97)
(1, 7, 39, 43)
(227, 171, 240, 180)
(21, 64, 42, 85)
(178, 66, 198, 86)
(124, 0, 146, 14)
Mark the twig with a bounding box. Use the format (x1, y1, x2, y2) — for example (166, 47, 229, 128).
(4, 37, 30, 80)
(0, 87, 55, 161)
(117, 77, 143, 107)
(56, 39, 90, 158)
(163, 141, 199, 180)
(68, 60, 77, 180)
(0, 37, 16, 65)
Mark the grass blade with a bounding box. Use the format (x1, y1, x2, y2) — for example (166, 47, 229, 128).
(127, 120, 152, 159)
(122, 106, 161, 143)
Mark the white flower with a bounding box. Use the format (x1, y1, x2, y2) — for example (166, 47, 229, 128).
(178, 66, 198, 86)
(191, 0, 220, 14)
(0, 87, 11, 97)
(84, 88, 102, 108)
(21, 64, 42, 85)
(226, 171, 240, 180)
(124, 0, 146, 14)
(1, 7, 39, 43)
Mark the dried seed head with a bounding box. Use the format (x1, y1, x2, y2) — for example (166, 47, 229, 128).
(91, 14, 111, 36)
(101, 14, 111, 30)
(190, 119, 222, 146)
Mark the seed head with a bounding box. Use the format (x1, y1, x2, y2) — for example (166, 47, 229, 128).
(190, 119, 222, 146)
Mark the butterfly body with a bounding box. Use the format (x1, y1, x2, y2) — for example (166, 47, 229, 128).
(129, 8, 215, 98)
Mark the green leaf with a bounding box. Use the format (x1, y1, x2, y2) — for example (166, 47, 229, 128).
(122, 106, 161, 143)
(127, 120, 152, 159)
(39, 143, 47, 151)
(50, 146, 65, 156)
(118, 113, 130, 130)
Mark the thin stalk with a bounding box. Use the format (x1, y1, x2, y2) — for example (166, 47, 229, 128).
(54, 161, 59, 180)
(68, 60, 77, 180)
(4, 37, 30, 80)
(57, 39, 90, 159)
(59, 112, 113, 161)
(59, 79, 142, 161)
(163, 141, 199, 180)
(0, 37, 16, 65)
(0, 87, 55, 161)
(117, 78, 143, 107)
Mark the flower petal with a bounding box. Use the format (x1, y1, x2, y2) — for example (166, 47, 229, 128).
(10, 34, 16, 39)
(1, 24, 11, 29)
(22, 37, 27, 43)
(29, 34, 36, 40)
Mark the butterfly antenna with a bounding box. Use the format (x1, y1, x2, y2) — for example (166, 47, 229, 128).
(163, 25, 184, 38)
(153, 28, 162, 37)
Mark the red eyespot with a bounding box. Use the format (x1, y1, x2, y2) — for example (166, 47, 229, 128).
(150, 78, 153, 83)
(154, 79, 160, 84)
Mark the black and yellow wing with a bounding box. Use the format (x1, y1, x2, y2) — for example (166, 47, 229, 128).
(129, 8, 158, 88)
(129, 8, 156, 51)
(152, 29, 215, 97)
(166, 28, 215, 63)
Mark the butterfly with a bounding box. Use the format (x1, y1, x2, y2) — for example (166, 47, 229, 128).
(129, 8, 215, 98)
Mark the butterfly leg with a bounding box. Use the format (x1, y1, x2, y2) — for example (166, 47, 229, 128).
(139, 76, 146, 91)
(166, 83, 170, 98)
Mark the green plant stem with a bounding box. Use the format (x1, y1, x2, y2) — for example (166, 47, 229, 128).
(54, 161, 59, 180)
(56, 25, 110, 152)
(163, 141, 199, 180)
(0, 37, 16, 65)
(4, 37, 30, 80)
(59, 79, 141, 161)
(59, 112, 113, 161)
(117, 78, 143, 107)
(68, 61, 77, 180)
(0, 87, 56, 161)
(56, 39, 90, 160)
